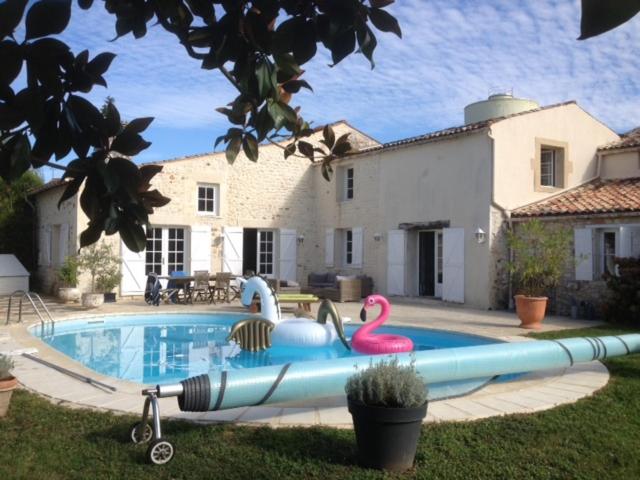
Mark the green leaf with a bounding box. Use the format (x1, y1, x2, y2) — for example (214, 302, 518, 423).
(284, 143, 296, 159)
(267, 100, 297, 129)
(0, 0, 28, 39)
(292, 22, 317, 65)
(226, 135, 242, 164)
(356, 25, 378, 68)
(0, 133, 31, 181)
(274, 53, 302, 79)
(323, 125, 335, 150)
(321, 161, 333, 181)
(297, 140, 314, 159)
(86, 52, 116, 77)
(124, 117, 154, 134)
(57, 176, 84, 208)
(242, 133, 259, 162)
(255, 59, 276, 99)
(103, 101, 121, 137)
(0, 41, 23, 88)
(25, 0, 72, 40)
(79, 221, 103, 248)
(579, 0, 640, 39)
(281, 79, 313, 94)
(370, 0, 394, 7)
(77, 0, 93, 9)
(369, 7, 402, 38)
(119, 221, 147, 252)
(330, 28, 356, 66)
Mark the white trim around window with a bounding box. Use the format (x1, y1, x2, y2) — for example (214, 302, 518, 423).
(197, 183, 220, 216)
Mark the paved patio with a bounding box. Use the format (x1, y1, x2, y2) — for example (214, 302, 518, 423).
(0, 296, 607, 427)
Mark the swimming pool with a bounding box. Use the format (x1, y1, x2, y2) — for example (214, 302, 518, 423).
(32, 313, 513, 398)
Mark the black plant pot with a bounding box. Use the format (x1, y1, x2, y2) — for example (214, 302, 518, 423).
(103, 292, 117, 303)
(348, 398, 428, 472)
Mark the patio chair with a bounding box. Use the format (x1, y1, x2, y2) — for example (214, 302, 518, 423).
(167, 271, 189, 303)
(213, 272, 231, 303)
(191, 271, 213, 303)
(144, 273, 179, 306)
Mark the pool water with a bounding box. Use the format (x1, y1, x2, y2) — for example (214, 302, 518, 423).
(33, 313, 509, 389)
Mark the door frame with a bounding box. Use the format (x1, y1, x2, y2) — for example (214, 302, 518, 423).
(145, 225, 188, 277)
(257, 229, 276, 278)
(416, 229, 443, 298)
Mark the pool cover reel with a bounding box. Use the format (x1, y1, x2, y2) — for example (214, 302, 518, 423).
(168, 334, 640, 412)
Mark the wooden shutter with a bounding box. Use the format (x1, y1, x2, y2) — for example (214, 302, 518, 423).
(387, 229, 406, 295)
(278, 229, 297, 282)
(121, 237, 146, 295)
(351, 227, 363, 268)
(443, 227, 465, 303)
(222, 227, 243, 275)
(574, 228, 593, 281)
(325, 228, 334, 267)
(190, 225, 212, 273)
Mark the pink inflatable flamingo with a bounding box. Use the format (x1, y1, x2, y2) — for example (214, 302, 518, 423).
(352, 294, 414, 354)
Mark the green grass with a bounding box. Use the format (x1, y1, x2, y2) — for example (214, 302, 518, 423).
(1, 326, 639, 479)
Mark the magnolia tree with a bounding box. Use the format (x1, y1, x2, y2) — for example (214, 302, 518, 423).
(0, 0, 631, 252)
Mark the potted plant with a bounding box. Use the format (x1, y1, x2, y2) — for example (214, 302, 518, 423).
(56, 255, 80, 303)
(507, 219, 572, 329)
(78, 243, 120, 308)
(96, 262, 121, 303)
(345, 358, 428, 472)
(0, 354, 17, 418)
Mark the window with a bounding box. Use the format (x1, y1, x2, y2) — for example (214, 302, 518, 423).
(167, 228, 185, 274)
(437, 231, 443, 284)
(145, 227, 162, 275)
(602, 230, 618, 276)
(197, 184, 219, 215)
(536, 141, 566, 190)
(345, 229, 353, 265)
(344, 167, 354, 200)
(540, 149, 556, 187)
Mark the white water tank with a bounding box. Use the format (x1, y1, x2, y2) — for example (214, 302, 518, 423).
(464, 93, 539, 125)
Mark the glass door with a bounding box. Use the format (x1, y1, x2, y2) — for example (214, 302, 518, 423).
(257, 230, 275, 277)
(145, 227, 186, 276)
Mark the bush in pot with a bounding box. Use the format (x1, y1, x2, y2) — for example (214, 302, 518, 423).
(56, 256, 80, 303)
(96, 263, 122, 303)
(345, 358, 428, 472)
(507, 219, 572, 329)
(0, 354, 17, 418)
(78, 243, 120, 308)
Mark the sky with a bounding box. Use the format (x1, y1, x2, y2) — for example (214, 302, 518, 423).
(35, 0, 640, 176)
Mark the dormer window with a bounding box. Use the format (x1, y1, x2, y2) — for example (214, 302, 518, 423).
(535, 139, 568, 191)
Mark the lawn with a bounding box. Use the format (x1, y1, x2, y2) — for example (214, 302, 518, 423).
(1, 325, 639, 479)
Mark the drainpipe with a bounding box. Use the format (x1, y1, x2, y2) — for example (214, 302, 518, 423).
(487, 129, 514, 310)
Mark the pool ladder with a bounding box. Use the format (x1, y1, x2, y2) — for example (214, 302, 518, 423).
(5, 290, 55, 335)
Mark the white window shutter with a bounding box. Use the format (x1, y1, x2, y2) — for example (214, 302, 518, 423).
(630, 227, 640, 257)
(222, 226, 243, 275)
(351, 227, 363, 268)
(59, 224, 69, 265)
(278, 229, 297, 282)
(120, 238, 146, 295)
(574, 228, 593, 281)
(190, 225, 212, 273)
(325, 228, 335, 267)
(442, 227, 465, 303)
(387, 229, 406, 295)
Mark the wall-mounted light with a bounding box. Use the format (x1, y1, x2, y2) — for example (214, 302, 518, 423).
(474, 227, 486, 244)
(297, 234, 305, 245)
(373, 232, 383, 242)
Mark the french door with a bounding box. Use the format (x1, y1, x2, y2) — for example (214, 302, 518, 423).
(418, 230, 443, 297)
(257, 230, 275, 277)
(145, 227, 186, 276)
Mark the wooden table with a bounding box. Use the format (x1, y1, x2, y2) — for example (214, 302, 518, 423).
(250, 293, 320, 313)
(158, 274, 240, 303)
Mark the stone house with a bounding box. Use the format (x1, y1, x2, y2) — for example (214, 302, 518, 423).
(31, 94, 635, 312)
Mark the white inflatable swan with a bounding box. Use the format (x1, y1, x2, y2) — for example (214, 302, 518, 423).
(239, 276, 345, 348)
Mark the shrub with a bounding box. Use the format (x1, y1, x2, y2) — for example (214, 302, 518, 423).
(603, 257, 640, 326)
(345, 358, 427, 408)
(0, 355, 14, 380)
(507, 219, 573, 297)
(57, 256, 79, 288)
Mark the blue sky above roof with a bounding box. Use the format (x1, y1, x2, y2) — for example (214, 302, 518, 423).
(41, 0, 640, 167)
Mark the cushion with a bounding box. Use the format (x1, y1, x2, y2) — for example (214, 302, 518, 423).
(308, 273, 327, 285)
(287, 280, 300, 287)
(337, 275, 356, 282)
(326, 272, 338, 285)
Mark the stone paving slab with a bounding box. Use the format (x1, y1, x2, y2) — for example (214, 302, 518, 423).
(0, 299, 612, 427)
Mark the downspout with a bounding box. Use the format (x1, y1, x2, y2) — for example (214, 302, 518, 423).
(487, 129, 514, 310)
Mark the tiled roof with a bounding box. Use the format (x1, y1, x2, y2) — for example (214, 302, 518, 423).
(599, 127, 640, 151)
(357, 101, 577, 155)
(29, 178, 68, 196)
(512, 177, 640, 218)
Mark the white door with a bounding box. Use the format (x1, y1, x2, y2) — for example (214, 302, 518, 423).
(190, 225, 211, 273)
(121, 236, 147, 296)
(387, 229, 406, 296)
(278, 229, 297, 282)
(222, 227, 244, 275)
(442, 227, 464, 303)
(257, 230, 275, 278)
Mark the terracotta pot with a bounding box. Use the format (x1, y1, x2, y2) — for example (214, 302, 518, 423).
(514, 295, 548, 329)
(82, 293, 104, 308)
(0, 376, 17, 418)
(58, 287, 81, 303)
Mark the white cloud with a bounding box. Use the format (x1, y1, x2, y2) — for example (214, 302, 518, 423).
(55, 0, 640, 143)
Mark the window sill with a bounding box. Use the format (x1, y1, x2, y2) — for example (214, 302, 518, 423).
(535, 185, 563, 193)
(196, 212, 221, 218)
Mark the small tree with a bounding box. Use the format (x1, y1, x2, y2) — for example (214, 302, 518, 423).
(507, 219, 573, 297)
(77, 243, 120, 293)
